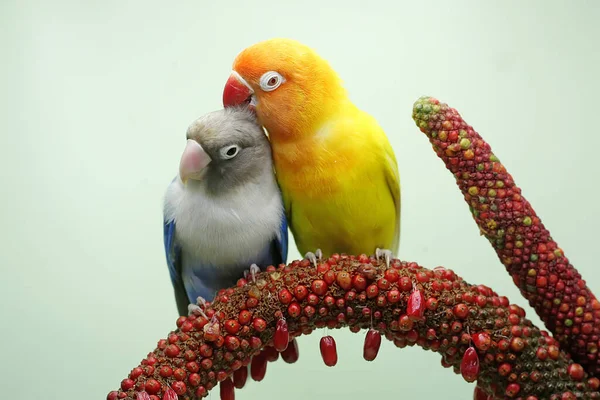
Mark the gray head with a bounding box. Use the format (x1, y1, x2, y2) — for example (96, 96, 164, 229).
(178, 106, 274, 195)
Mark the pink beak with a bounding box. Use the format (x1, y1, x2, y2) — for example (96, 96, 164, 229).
(179, 139, 212, 182)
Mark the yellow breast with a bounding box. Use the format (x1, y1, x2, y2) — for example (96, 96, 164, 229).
(271, 112, 399, 257)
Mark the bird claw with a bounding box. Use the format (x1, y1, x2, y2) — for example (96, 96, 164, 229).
(196, 296, 207, 308)
(188, 304, 208, 319)
(375, 248, 393, 268)
(249, 263, 260, 283)
(303, 249, 323, 268)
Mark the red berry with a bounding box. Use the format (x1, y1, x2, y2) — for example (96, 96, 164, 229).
(107, 391, 119, 400)
(473, 386, 491, 400)
(505, 383, 520, 397)
(366, 284, 379, 298)
(136, 392, 151, 400)
(273, 318, 289, 352)
(336, 271, 352, 290)
(288, 302, 301, 318)
(144, 379, 161, 395)
(323, 270, 336, 285)
(220, 377, 235, 400)
(510, 337, 525, 352)
(384, 268, 399, 282)
(163, 387, 179, 400)
(262, 346, 279, 362)
(278, 288, 293, 304)
(294, 285, 308, 300)
(165, 344, 181, 358)
(159, 366, 173, 377)
(387, 289, 401, 303)
(311, 279, 328, 296)
(224, 319, 240, 335)
(352, 275, 367, 291)
(320, 335, 338, 367)
(453, 303, 469, 319)
(281, 338, 300, 363)
(567, 363, 585, 381)
(363, 329, 382, 361)
(238, 310, 251, 325)
(252, 318, 267, 332)
(472, 332, 491, 351)
(407, 289, 425, 321)
(188, 372, 201, 387)
(460, 346, 480, 382)
(225, 335, 240, 351)
(120, 379, 134, 391)
(250, 353, 267, 381)
(233, 366, 248, 389)
(398, 314, 414, 331)
(399, 276, 412, 291)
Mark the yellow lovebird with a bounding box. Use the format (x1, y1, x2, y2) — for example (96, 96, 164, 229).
(221, 38, 401, 265)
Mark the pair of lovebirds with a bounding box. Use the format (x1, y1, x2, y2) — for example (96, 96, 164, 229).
(163, 38, 401, 317)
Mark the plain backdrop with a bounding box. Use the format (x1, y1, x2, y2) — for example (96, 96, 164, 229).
(2, 1, 600, 399)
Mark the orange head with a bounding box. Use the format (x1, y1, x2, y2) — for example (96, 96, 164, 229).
(222, 38, 348, 141)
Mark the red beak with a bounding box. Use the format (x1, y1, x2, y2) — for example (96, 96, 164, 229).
(223, 73, 253, 108)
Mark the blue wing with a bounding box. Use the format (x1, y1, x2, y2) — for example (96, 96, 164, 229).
(163, 201, 289, 316)
(163, 217, 190, 316)
(273, 212, 289, 265)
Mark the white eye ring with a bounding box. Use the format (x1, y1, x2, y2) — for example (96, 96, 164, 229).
(259, 71, 285, 92)
(219, 145, 240, 160)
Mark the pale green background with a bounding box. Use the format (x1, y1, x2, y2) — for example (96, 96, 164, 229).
(2, 1, 600, 399)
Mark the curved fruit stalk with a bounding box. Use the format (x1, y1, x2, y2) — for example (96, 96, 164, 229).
(412, 96, 600, 377)
(107, 255, 600, 400)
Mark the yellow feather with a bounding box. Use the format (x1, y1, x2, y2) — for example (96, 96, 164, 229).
(273, 104, 401, 257)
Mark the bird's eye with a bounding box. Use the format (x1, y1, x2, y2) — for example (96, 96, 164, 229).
(219, 145, 240, 159)
(259, 71, 285, 92)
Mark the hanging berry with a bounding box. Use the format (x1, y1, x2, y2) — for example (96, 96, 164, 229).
(219, 377, 235, 400)
(250, 353, 267, 381)
(232, 366, 248, 389)
(407, 288, 425, 321)
(460, 346, 480, 383)
(273, 318, 289, 352)
(281, 338, 300, 363)
(320, 335, 338, 367)
(363, 329, 382, 361)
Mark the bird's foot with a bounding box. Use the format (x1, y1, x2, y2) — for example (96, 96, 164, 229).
(196, 296, 207, 308)
(188, 303, 208, 319)
(243, 263, 261, 283)
(375, 248, 393, 268)
(303, 248, 323, 268)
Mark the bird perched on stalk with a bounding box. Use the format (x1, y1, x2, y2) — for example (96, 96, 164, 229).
(163, 107, 288, 316)
(221, 38, 401, 266)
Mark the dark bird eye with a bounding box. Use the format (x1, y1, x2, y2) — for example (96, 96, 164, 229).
(220, 145, 240, 159)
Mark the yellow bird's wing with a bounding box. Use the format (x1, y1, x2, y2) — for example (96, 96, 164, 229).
(382, 140, 401, 254)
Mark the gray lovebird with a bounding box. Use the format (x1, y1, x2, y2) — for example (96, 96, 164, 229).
(163, 107, 289, 315)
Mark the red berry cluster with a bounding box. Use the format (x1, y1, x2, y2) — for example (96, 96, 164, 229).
(107, 255, 599, 400)
(412, 96, 600, 379)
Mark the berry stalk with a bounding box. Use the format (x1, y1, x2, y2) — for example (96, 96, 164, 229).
(412, 96, 600, 376)
(108, 255, 599, 400)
